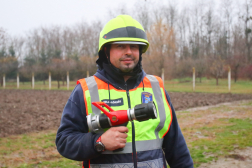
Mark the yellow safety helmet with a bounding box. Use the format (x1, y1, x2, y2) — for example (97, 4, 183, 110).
(98, 15, 149, 53)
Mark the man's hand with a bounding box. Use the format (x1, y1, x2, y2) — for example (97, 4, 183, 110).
(101, 126, 128, 151)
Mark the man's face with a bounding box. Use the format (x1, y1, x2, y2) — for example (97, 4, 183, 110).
(109, 44, 140, 72)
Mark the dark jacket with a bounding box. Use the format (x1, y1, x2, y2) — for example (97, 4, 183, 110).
(56, 68, 194, 168)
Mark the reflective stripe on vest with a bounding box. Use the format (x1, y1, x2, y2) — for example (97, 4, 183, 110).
(90, 157, 164, 168)
(103, 138, 163, 154)
(85, 76, 100, 115)
(146, 75, 167, 140)
(78, 75, 172, 154)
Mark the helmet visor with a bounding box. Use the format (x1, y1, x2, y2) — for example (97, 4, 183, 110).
(112, 41, 147, 45)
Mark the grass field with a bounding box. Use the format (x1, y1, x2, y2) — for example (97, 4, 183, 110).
(1, 77, 252, 167)
(0, 100, 252, 167)
(1, 78, 252, 93)
(178, 100, 252, 167)
(0, 130, 82, 167)
(165, 77, 252, 94)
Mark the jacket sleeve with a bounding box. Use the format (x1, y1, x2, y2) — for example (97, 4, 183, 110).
(55, 84, 102, 161)
(163, 90, 194, 168)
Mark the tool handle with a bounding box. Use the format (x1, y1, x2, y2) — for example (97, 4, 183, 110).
(92, 102, 117, 122)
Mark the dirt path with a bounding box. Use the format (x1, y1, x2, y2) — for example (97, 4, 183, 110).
(199, 147, 252, 168)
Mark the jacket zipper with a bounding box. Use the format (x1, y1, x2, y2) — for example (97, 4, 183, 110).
(125, 83, 137, 168)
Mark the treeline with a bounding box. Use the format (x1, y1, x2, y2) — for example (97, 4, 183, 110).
(0, 0, 252, 87)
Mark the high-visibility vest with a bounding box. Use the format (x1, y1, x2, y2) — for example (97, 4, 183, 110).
(77, 75, 173, 166)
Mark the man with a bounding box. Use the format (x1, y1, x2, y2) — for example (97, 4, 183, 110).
(56, 15, 193, 168)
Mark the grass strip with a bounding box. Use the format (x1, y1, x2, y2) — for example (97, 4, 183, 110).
(2, 78, 252, 93)
(18, 158, 82, 168)
(189, 118, 252, 167)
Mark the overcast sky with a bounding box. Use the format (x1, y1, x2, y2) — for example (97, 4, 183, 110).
(1, 0, 243, 37)
(0, 0, 198, 36)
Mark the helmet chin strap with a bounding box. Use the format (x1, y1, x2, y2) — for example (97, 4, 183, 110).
(104, 45, 143, 76)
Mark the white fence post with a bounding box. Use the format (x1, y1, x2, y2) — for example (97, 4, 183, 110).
(67, 71, 69, 90)
(3, 74, 5, 88)
(228, 66, 231, 92)
(87, 71, 89, 78)
(49, 72, 51, 90)
(32, 72, 35, 89)
(161, 68, 164, 83)
(17, 73, 19, 89)
(193, 67, 195, 92)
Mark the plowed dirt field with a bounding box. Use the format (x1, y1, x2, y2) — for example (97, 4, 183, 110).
(1, 89, 252, 137)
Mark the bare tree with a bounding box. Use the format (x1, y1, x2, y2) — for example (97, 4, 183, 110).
(107, 4, 131, 20)
(175, 58, 193, 80)
(0, 29, 18, 85)
(209, 55, 226, 85)
(245, 64, 252, 80)
(163, 1, 177, 29)
(204, 5, 215, 56)
(10, 36, 25, 64)
(2, 0, 252, 83)
(177, 7, 191, 60)
(144, 19, 177, 78)
(239, 0, 252, 62)
(228, 25, 247, 82)
(193, 58, 207, 83)
(219, 0, 233, 59)
(49, 58, 71, 89)
(0, 28, 6, 46)
(133, 1, 152, 31)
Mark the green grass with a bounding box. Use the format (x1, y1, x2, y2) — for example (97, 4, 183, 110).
(177, 100, 252, 167)
(165, 78, 252, 94)
(3, 117, 251, 167)
(0, 131, 57, 154)
(1, 78, 252, 93)
(0, 131, 55, 153)
(189, 118, 252, 167)
(18, 158, 82, 168)
(0, 130, 82, 167)
(0, 83, 252, 167)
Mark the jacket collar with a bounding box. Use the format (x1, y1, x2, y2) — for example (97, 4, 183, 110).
(94, 67, 146, 90)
